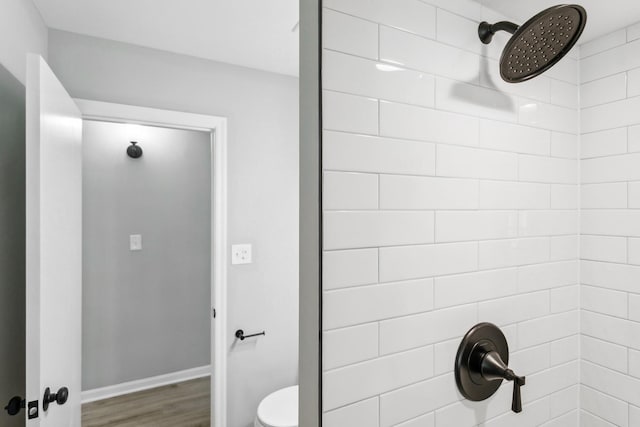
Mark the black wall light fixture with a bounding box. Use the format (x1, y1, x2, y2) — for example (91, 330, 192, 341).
(127, 141, 143, 159)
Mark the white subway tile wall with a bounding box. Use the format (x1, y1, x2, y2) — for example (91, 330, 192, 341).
(579, 24, 640, 426)
(321, 1, 580, 426)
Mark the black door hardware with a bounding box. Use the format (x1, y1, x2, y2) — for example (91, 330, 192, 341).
(235, 329, 265, 341)
(27, 400, 38, 419)
(42, 387, 69, 411)
(4, 396, 24, 416)
(4, 397, 38, 419)
(127, 141, 143, 159)
(455, 323, 526, 413)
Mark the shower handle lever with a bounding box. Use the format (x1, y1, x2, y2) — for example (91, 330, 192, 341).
(455, 323, 526, 414)
(479, 350, 526, 413)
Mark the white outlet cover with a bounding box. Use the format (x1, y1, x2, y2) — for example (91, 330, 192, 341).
(129, 234, 142, 251)
(231, 244, 252, 265)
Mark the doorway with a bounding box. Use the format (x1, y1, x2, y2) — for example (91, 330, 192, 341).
(80, 120, 212, 426)
(76, 100, 228, 427)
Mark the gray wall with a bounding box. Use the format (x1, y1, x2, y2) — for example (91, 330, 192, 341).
(47, 30, 299, 427)
(299, 0, 321, 426)
(0, 63, 26, 427)
(82, 121, 211, 390)
(0, 2, 46, 425)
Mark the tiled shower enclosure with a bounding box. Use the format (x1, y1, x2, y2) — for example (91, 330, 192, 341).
(320, 0, 640, 426)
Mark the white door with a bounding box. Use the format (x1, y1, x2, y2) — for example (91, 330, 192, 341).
(25, 54, 82, 426)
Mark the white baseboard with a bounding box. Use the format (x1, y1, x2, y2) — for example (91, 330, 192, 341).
(81, 365, 211, 404)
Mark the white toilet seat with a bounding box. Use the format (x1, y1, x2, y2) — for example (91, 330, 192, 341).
(254, 385, 298, 427)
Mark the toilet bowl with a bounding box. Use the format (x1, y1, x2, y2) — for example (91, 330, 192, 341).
(254, 385, 298, 427)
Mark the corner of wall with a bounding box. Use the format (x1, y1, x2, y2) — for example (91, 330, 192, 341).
(0, 0, 48, 84)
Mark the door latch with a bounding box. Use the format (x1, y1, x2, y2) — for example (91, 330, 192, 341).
(27, 400, 38, 419)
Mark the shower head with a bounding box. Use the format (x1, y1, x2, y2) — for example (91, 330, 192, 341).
(478, 4, 587, 83)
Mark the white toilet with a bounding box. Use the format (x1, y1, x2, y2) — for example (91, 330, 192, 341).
(254, 385, 298, 427)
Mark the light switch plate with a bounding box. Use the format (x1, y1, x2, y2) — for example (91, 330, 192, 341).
(231, 244, 252, 265)
(130, 234, 142, 251)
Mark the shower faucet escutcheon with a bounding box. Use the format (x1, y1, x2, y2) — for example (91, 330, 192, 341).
(455, 323, 526, 413)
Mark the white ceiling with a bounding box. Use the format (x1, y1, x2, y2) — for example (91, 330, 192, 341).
(32, 0, 299, 76)
(476, 0, 640, 44)
(33, 1, 639, 77)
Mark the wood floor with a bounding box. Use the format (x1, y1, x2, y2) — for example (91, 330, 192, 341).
(82, 377, 210, 427)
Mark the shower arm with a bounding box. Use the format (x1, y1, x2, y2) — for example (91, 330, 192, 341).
(478, 21, 519, 44)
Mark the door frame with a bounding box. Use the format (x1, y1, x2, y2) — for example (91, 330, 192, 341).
(74, 99, 228, 427)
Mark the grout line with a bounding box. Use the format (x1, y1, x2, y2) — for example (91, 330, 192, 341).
(433, 143, 438, 176)
(323, 307, 582, 337)
(327, 235, 580, 250)
(377, 321, 380, 357)
(577, 53, 583, 401)
(323, 207, 572, 213)
(581, 407, 625, 426)
(377, 23, 380, 61)
(376, 247, 380, 284)
(323, 45, 580, 108)
(582, 308, 640, 325)
(377, 100, 380, 136)
(324, 166, 582, 186)
(376, 173, 380, 209)
(323, 126, 583, 162)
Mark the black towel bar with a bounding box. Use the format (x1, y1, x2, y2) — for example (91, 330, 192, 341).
(235, 329, 265, 341)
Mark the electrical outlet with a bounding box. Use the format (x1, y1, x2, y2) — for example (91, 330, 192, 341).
(231, 244, 252, 265)
(130, 234, 142, 251)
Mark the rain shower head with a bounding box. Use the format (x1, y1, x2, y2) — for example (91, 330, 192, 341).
(478, 4, 587, 83)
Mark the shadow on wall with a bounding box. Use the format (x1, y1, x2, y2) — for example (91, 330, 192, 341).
(450, 45, 515, 112)
(0, 62, 26, 427)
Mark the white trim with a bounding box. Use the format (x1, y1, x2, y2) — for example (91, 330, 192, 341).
(75, 99, 221, 131)
(75, 99, 228, 427)
(81, 365, 211, 404)
(211, 108, 228, 427)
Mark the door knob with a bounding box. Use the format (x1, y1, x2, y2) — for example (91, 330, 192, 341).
(42, 387, 69, 411)
(455, 322, 526, 413)
(3, 396, 24, 416)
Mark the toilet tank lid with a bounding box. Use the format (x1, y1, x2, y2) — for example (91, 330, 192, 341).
(257, 385, 298, 427)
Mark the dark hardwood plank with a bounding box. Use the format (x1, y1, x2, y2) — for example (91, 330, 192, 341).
(82, 377, 210, 427)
